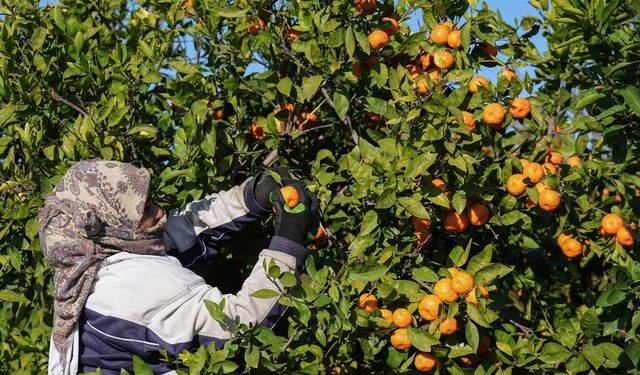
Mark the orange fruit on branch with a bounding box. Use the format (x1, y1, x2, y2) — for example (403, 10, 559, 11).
(466, 203, 489, 226)
(561, 237, 583, 258)
(406, 64, 423, 79)
(418, 294, 442, 321)
(566, 156, 582, 167)
(451, 271, 474, 294)
(538, 189, 561, 212)
(601, 213, 624, 236)
(355, 0, 376, 15)
(434, 278, 458, 303)
(616, 226, 635, 246)
(447, 30, 461, 48)
(382, 17, 398, 36)
(390, 328, 411, 350)
(433, 50, 454, 69)
(357, 293, 378, 312)
(418, 53, 433, 70)
(477, 335, 491, 354)
(465, 286, 489, 305)
(392, 308, 413, 328)
(249, 122, 265, 140)
(469, 76, 489, 93)
(380, 308, 394, 323)
(412, 216, 432, 231)
(430, 24, 450, 44)
(509, 98, 531, 119)
(453, 111, 476, 132)
(247, 17, 265, 34)
(507, 174, 527, 196)
(439, 316, 458, 335)
(498, 67, 516, 82)
(368, 29, 389, 49)
(444, 211, 469, 233)
(543, 162, 557, 175)
(523, 162, 544, 183)
(414, 352, 438, 372)
(286, 29, 302, 43)
(546, 151, 562, 164)
(483, 103, 505, 128)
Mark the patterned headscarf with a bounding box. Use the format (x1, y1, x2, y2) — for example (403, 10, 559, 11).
(38, 160, 167, 361)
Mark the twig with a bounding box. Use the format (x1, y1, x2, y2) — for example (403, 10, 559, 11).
(320, 87, 359, 144)
(509, 319, 533, 337)
(50, 89, 90, 117)
(412, 276, 433, 293)
(262, 149, 279, 167)
(277, 326, 300, 359)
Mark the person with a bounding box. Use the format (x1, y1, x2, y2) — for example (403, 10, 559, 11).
(38, 160, 319, 375)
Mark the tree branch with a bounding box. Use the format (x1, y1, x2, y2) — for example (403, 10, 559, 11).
(50, 89, 91, 117)
(320, 87, 359, 144)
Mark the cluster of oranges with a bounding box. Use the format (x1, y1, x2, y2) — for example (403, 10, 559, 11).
(476, 70, 530, 129)
(600, 213, 635, 247)
(249, 103, 320, 140)
(507, 155, 569, 212)
(416, 179, 491, 236)
(357, 268, 491, 371)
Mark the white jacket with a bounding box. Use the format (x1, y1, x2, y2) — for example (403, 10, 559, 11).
(48, 177, 307, 374)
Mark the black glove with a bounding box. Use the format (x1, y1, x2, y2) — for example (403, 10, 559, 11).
(253, 167, 295, 211)
(272, 181, 320, 245)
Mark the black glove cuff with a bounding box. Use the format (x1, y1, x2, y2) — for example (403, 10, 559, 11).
(244, 176, 271, 216)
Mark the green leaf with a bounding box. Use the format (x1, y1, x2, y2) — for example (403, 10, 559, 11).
(218, 6, 249, 18)
(466, 245, 493, 276)
(583, 344, 604, 369)
(596, 290, 626, 307)
(279, 272, 297, 288)
(354, 30, 371, 55)
(575, 93, 605, 110)
(398, 197, 428, 218)
(132, 355, 154, 375)
(406, 328, 438, 352)
(203, 299, 227, 324)
(624, 342, 640, 367)
(301, 75, 323, 101)
(244, 343, 259, 368)
(427, 193, 450, 209)
(376, 188, 396, 209)
(0, 290, 29, 304)
(619, 85, 640, 116)
(451, 191, 467, 214)
(404, 152, 436, 179)
(465, 321, 479, 353)
(539, 342, 571, 364)
(359, 210, 379, 236)
(472, 264, 513, 285)
(345, 26, 355, 57)
(349, 265, 389, 281)
(277, 77, 292, 96)
(250, 289, 281, 299)
(566, 354, 590, 374)
(333, 91, 349, 120)
(412, 267, 438, 283)
(466, 304, 491, 328)
(580, 308, 600, 338)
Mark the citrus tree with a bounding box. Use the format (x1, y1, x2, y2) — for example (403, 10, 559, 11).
(1, 0, 639, 373)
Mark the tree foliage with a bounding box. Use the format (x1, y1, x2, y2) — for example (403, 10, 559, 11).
(1, 0, 639, 373)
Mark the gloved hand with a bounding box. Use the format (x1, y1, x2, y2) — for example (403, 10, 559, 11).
(253, 167, 295, 211)
(272, 182, 320, 245)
